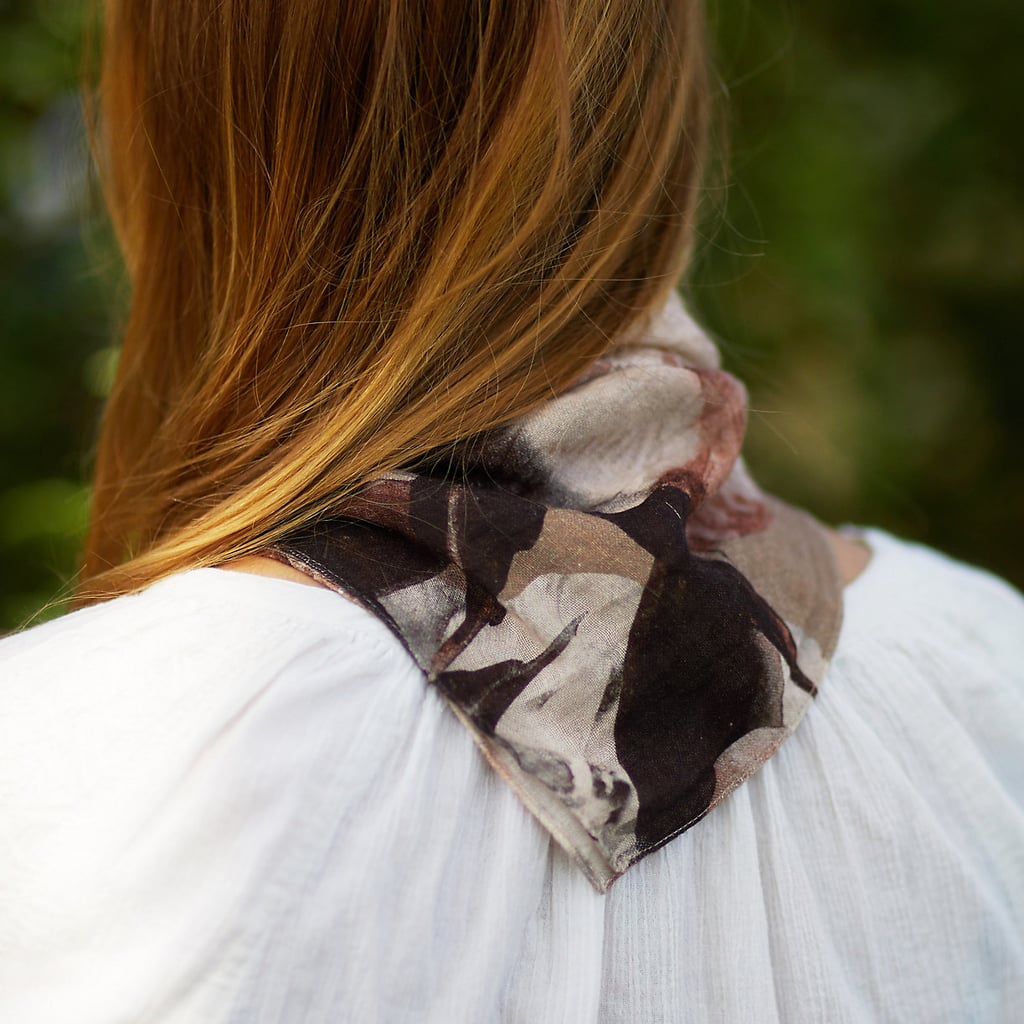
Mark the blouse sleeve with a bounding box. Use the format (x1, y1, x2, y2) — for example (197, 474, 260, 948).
(0, 570, 552, 1023)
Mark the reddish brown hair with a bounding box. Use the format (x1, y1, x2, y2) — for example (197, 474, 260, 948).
(78, 0, 708, 602)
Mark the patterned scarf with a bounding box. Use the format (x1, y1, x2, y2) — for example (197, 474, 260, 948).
(270, 293, 843, 892)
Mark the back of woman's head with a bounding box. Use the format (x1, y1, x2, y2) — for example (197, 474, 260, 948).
(79, 0, 708, 603)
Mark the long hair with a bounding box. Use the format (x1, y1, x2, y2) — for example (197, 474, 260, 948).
(77, 0, 708, 604)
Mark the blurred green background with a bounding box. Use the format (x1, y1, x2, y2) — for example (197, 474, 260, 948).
(1, 0, 1021, 632)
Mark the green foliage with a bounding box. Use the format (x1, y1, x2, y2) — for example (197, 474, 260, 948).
(689, 0, 1024, 586)
(0, 0, 113, 630)
(0, 0, 1021, 634)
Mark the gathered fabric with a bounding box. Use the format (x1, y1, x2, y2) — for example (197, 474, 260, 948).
(270, 293, 842, 892)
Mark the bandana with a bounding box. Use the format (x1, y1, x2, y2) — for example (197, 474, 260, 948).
(270, 292, 843, 892)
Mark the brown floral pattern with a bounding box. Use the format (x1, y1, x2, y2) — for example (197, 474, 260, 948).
(271, 294, 842, 891)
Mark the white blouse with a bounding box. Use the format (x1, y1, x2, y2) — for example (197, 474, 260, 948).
(0, 528, 1022, 1023)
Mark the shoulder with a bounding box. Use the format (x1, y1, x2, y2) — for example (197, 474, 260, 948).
(0, 567, 425, 821)
(0, 569, 422, 747)
(1, 566, 403, 684)
(0, 569, 549, 1021)
(0, 569, 441, 1018)
(0, 570, 422, 794)
(833, 528, 1024, 743)
(842, 527, 1024, 651)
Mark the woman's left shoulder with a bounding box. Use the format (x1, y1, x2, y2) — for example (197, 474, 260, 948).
(0, 569, 432, 1020)
(0, 567, 423, 835)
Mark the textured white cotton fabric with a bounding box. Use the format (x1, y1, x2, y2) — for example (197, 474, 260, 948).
(0, 529, 1022, 1023)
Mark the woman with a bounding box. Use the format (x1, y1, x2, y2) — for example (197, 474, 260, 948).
(1, 1, 1021, 1021)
